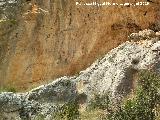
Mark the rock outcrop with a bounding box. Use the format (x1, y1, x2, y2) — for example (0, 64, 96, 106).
(0, 30, 160, 120)
(0, 0, 160, 90)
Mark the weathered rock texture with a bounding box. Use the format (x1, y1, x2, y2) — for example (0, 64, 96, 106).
(0, 0, 160, 90)
(0, 30, 160, 120)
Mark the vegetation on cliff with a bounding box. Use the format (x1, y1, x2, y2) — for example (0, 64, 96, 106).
(33, 70, 160, 120)
(107, 70, 160, 120)
(82, 70, 160, 120)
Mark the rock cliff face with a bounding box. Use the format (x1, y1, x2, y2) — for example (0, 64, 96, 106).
(0, 0, 160, 90)
(0, 30, 160, 120)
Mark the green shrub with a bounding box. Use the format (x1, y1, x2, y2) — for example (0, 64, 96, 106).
(34, 114, 45, 120)
(107, 70, 160, 120)
(0, 86, 17, 93)
(0, 19, 17, 24)
(52, 100, 80, 120)
(89, 93, 110, 110)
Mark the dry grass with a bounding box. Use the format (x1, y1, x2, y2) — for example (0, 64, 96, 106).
(80, 109, 106, 120)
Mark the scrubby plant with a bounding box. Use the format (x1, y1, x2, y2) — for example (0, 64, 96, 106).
(34, 114, 45, 120)
(89, 93, 110, 110)
(80, 109, 106, 120)
(107, 70, 160, 120)
(0, 19, 17, 24)
(0, 86, 17, 93)
(52, 100, 80, 120)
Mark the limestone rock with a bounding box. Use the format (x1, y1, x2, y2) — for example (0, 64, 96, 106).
(0, 30, 160, 119)
(138, 29, 155, 38)
(128, 29, 156, 41)
(0, 0, 160, 90)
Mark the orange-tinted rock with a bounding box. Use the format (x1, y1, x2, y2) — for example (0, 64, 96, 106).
(0, 0, 160, 90)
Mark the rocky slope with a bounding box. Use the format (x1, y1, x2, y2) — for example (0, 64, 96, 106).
(0, 30, 160, 120)
(0, 0, 160, 90)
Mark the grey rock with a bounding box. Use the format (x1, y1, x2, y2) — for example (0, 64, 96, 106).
(0, 30, 160, 119)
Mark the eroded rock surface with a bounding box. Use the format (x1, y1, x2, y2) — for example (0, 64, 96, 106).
(0, 30, 160, 120)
